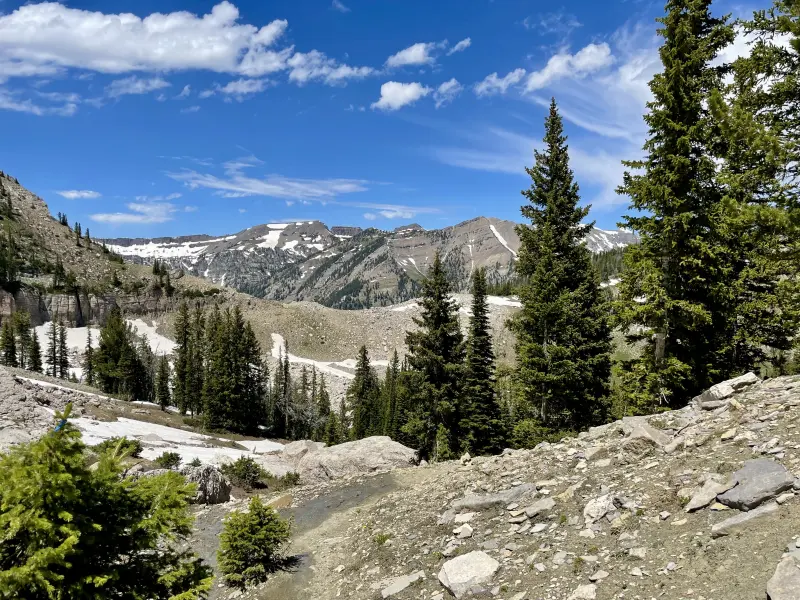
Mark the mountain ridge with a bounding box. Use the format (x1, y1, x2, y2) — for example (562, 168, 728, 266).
(104, 216, 638, 309)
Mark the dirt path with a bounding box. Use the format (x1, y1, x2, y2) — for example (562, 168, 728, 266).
(192, 467, 432, 600)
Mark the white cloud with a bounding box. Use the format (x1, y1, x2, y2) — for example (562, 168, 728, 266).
(57, 189, 101, 199)
(181, 105, 200, 113)
(434, 78, 463, 108)
(176, 84, 191, 98)
(238, 208, 247, 213)
(91, 202, 181, 224)
(106, 76, 170, 98)
(134, 193, 183, 202)
(363, 212, 377, 220)
(473, 68, 526, 97)
(204, 78, 269, 100)
(446, 38, 471, 56)
(523, 11, 582, 36)
(0, 88, 77, 116)
(168, 157, 370, 200)
(386, 42, 442, 67)
(524, 43, 614, 91)
(344, 201, 437, 218)
(371, 81, 432, 111)
(287, 51, 373, 85)
(0, 2, 290, 78)
(332, 0, 351, 13)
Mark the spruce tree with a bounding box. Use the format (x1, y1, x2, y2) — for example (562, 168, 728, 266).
(460, 268, 505, 455)
(12, 311, 31, 370)
(27, 326, 42, 373)
(188, 306, 205, 416)
(84, 328, 95, 386)
(1, 320, 17, 367)
(58, 319, 70, 379)
(156, 355, 171, 410)
(172, 301, 190, 414)
(381, 350, 400, 437)
(512, 99, 611, 431)
(614, 0, 735, 409)
(47, 320, 58, 377)
(348, 345, 380, 440)
(403, 251, 464, 459)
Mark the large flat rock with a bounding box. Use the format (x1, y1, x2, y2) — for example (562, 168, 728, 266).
(452, 483, 536, 511)
(711, 501, 779, 537)
(438, 551, 500, 598)
(717, 459, 795, 510)
(767, 555, 800, 600)
(297, 436, 417, 482)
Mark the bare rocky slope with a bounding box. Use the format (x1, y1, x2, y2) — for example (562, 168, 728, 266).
(104, 216, 637, 309)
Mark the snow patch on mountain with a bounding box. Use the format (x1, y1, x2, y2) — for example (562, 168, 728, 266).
(489, 223, 518, 258)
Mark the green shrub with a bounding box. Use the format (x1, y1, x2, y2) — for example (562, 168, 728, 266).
(218, 496, 292, 589)
(0, 405, 211, 598)
(93, 436, 143, 458)
(188, 457, 202, 467)
(154, 451, 181, 469)
(220, 456, 267, 490)
(374, 532, 392, 546)
(510, 419, 571, 449)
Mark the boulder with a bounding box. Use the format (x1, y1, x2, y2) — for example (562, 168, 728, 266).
(297, 436, 417, 482)
(180, 465, 231, 504)
(767, 555, 800, 600)
(583, 494, 622, 524)
(281, 440, 325, 468)
(438, 551, 500, 598)
(452, 484, 536, 511)
(524, 498, 556, 518)
(711, 501, 779, 538)
(695, 372, 759, 408)
(717, 459, 795, 510)
(381, 571, 426, 598)
(568, 584, 597, 600)
(685, 478, 734, 512)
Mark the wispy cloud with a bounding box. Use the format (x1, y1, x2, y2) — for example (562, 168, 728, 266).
(200, 78, 269, 100)
(287, 51, 374, 85)
(176, 84, 191, 99)
(167, 155, 371, 200)
(181, 105, 200, 113)
(446, 38, 472, 56)
(331, 0, 351, 13)
(57, 189, 101, 199)
(106, 76, 170, 98)
(522, 11, 582, 36)
(91, 202, 183, 224)
(473, 69, 526, 97)
(386, 41, 446, 68)
(434, 78, 463, 108)
(0, 87, 77, 116)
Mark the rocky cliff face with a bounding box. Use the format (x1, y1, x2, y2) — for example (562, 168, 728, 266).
(106, 217, 638, 309)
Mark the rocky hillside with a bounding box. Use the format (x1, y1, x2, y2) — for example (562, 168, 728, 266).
(104, 217, 637, 309)
(248, 371, 800, 600)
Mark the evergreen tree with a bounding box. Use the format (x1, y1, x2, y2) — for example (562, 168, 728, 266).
(0, 406, 212, 599)
(47, 320, 58, 377)
(316, 373, 331, 439)
(12, 311, 31, 370)
(27, 326, 42, 373)
(614, 0, 735, 410)
(347, 345, 381, 439)
(188, 305, 206, 416)
(84, 328, 94, 386)
(85, 227, 91, 243)
(156, 355, 171, 410)
(1, 320, 17, 367)
(58, 319, 70, 379)
(93, 308, 152, 399)
(403, 251, 464, 459)
(460, 268, 506, 455)
(512, 99, 612, 431)
(381, 350, 400, 437)
(172, 301, 190, 413)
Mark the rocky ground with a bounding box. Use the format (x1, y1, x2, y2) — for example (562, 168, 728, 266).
(219, 372, 800, 600)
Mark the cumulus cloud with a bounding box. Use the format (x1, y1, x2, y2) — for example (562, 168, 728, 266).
(287, 51, 374, 85)
(91, 202, 182, 224)
(176, 84, 191, 98)
(473, 68, 526, 97)
(200, 78, 269, 100)
(433, 78, 463, 108)
(0, 2, 289, 78)
(106, 76, 170, 98)
(446, 38, 471, 56)
(331, 0, 351, 13)
(57, 189, 101, 199)
(371, 81, 431, 111)
(524, 43, 614, 91)
(386, 42, 441, 67)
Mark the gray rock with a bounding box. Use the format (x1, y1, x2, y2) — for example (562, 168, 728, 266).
(711, 501, 779, 538)
(438, 551, 500, 599)
(717, 459, 795, 510)
(568, 584, 597, 600)
(524, 498, 556, 518)
(381, 571, 425, 598)
(180, 465, 231, 504)
(297, 436, 417, 482)
(685, 478, 734, 512)
(583, 494, 622, 524)
(767, 555, 800, 600)
(452, 483, 536, 511)
(281, 439, 325, 467)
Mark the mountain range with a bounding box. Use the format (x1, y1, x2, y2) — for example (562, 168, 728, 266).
(105, 217, 638, 309)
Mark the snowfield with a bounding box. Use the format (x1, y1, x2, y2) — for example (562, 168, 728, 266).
(271, 332, 356, 380)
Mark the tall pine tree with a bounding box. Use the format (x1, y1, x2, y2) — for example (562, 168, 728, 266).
(47, 320, 58, 378)
(84, 328, 95, 386)
(403, 251, 464, 459)
(58, 320, 70, 380)
(156, 355, 171, 411)
(348, 345, 381, 440)
(614, 0, 734, 410)
(512, 99, 611, 431)
(28, 326, 42, 373)
(172, 302, 191, 414)
(460, 268, 505, 455)
(1, 320, 17, 367)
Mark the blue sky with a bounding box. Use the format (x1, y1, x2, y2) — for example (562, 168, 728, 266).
(0, 0, 753, 237)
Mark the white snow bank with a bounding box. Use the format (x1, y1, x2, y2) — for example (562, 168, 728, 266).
(489, 223, 518, 257)
(600, 278, 621, 288)
(270, 333, 355, 380)
(486, 295, 522, 308)
(126, 320, 176, 355)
